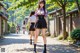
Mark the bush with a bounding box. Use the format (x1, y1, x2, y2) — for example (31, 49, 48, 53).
(10, 26, 16, 33)
(10, 24, 16, 33)
(8, 24, 10, 32)
(58, 33, 64, 40)
(58, 35, 63, 40)
(71, 28, 80, 40)
(67, 36, 72, 40)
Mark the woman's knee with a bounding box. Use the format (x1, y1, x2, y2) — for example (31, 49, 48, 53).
(42, 35, 46, 38)
(35, 35, 38, 39)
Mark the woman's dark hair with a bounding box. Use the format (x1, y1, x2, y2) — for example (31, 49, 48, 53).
(38, 1, 45, 12)
(30, 11, 35, 17)
(23, 21, 25, 25)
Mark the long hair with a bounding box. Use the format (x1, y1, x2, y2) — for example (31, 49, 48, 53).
(30, 11, 35, 17)
(38, 1, 45, 12)
(23, 21, 25, 25)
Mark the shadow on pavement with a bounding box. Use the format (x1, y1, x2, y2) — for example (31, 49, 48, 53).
(0, 33, 30, 46)
(15, 44, 79, 53)
(4, 33, 24, 37)
(0, 38, 29, 46)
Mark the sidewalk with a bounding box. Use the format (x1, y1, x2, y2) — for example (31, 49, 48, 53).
(0, 31, 80, 53)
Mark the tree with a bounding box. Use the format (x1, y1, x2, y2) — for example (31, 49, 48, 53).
(50, 0, 72, 39)
(58, 0, 67, 39)
(4, 0, 77, 39)
(75, 0, 80, 18)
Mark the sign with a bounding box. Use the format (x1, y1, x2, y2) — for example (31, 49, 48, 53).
(0, 47, 5, 53)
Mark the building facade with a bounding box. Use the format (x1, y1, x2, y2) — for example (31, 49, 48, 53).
(49, 8, 80, 37)
(0, 2, 8, 37)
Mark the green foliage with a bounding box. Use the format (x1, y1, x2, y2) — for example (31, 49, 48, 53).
(58, 34, 64, 40)
(67, 36, 72, 40)
(48, 15, 54, 20)
(7, 22, 16, 33)
(8, 23, 10, 32)
(10, 23, 16, 33)
(58, 35, 64, 40)
(71, 28, 80, 40)
(66, 3, 76, 12)
(3, 0, 79, 31)
(6, 0, 38, 10)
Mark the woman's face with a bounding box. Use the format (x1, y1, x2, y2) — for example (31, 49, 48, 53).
(39, 3, 44, 8)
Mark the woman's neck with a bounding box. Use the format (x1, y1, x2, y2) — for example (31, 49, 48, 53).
(39, 7, 43, 9)
(31, 15, 34, 17)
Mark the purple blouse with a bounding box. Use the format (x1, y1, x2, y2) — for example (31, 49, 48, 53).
(35, 8, 48, 17)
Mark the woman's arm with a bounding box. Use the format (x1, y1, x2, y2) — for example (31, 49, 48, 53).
(44, 10, 48, 23)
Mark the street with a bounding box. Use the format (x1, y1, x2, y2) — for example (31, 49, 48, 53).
(0, 31, 80, 53)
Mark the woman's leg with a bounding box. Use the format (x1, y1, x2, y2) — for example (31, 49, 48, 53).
(30, 31, 33, 45)
(42, 29, 46, 44)
(33, 31, 36, 42)
(42, 28, 47, 53)
(34, 29, 40, 44)
(34, 29, 40, 52)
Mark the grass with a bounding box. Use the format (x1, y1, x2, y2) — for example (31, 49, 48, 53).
(56, 33, 75, 44)
(57, 34, 64, 40)
(50, 35, 55, 38)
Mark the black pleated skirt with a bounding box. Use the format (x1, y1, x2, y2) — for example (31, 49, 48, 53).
(36, 15, 47, 29)
(29, 23, 35, 31)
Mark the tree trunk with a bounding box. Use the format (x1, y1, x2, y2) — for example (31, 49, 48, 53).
(69, 14, 72, 32)
(77, 6, 80, 18)
(69, 14, 72, 36)
(62, 5, 67, 39)
(78, 10, 80, 18)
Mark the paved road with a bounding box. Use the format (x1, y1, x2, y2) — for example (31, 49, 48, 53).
(0, 31, 80, 53)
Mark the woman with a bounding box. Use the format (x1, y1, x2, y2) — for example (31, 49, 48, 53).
(34, 1, 48, 53)
(16, 25, 20, 34)
(22, 21, 26, 34)
(29, 11, 36, 45)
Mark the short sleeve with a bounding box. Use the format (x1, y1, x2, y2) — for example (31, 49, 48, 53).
(45, 10, 48, 17)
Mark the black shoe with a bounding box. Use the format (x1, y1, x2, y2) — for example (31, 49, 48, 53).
(43, 44, 47, 53)
(33, 50, 37, 53)
(34, 44, 36, 53)
(43, 50, 47, 53)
